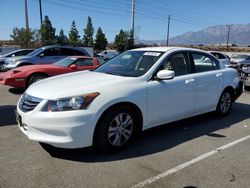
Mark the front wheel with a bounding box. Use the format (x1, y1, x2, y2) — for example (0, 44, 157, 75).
(216, 90, 233, 116)
(95, 106, 137, 152)
(27, 74, 47, 87)
(0, 62, 4, 71)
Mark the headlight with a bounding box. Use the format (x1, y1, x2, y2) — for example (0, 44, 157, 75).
(6, 59, 16, 65)
(12, 70, 21, 74)
(43, 92, 100, 112)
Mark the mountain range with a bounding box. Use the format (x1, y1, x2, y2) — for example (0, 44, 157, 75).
(137, 24, 250, 46)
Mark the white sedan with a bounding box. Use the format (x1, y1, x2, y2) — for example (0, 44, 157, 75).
(16, 47, 242, 152)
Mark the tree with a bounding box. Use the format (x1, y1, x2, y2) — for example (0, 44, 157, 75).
(10, 27, 36, 48)
(83, 16, 94, 47)
(68, 20, 80, 46)
(57, 29, 68, 45)
(94, 27, 108, 52)
(114, 29, 129, 52)
(40, 15, 56, 46)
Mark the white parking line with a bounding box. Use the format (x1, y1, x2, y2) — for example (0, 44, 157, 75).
(132, 135, 250, 188)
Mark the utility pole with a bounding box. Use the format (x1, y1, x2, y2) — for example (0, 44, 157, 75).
(24, 0, 30, 47)
(166, 15, 171, 46)
(25, 0, 29, 31)
(39, 0, 43, 26)
(131, 0, 135, 37)
(226, 25, 232, 48)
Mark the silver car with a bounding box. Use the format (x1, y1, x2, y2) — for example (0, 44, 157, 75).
(0, 49, 34, 71)
(4, 45, 90, 70)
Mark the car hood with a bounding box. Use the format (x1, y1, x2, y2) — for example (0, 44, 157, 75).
(6, 56, 31, 63)
(26, 71, 132, 99)
(230, 58, 245, 62)
(0, 57, 7, 61)
(239, 60, 250, 65)
(12, 64, 63, 72)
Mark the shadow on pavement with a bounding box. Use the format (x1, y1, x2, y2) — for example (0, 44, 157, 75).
(0, 105, 17, 126)
(40, 102, 249, 162)
(8, 88, 25, 95)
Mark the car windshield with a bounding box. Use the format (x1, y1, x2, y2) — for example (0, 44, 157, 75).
(27, 48, 44, 56)
(94, 51, 163, 77)
(53, 57, 77, 67)
(3, 51, 16, 57)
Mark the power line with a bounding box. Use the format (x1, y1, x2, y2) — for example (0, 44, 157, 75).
(40, 0, 130, 18)
(135, 2, 217, 26)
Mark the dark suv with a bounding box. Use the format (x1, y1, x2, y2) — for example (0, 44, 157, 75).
(4, 46, 90, 70)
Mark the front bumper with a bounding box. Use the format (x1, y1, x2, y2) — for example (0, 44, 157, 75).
(235, 80, 244, 100)
(245, 73, 250, 87)
(4, 63, 18, 70)
(0, 72, 26, 88)
(17, 99, 97, 148)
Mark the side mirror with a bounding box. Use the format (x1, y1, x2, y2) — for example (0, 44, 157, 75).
(39, 53, 44, 58)
(69, 64, 78, 70)
(155, 70, 175, 80)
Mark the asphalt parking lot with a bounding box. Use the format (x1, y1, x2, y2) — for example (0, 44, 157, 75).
(0, 85, 249, 188)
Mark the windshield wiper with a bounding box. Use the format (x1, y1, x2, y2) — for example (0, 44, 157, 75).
(104, 72, 121, 76)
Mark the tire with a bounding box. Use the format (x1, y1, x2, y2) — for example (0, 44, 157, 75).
(0, 62, 4, 72)
(27, 74, 47, 87)
(216, 90, 233, 116)
(245, 85, 250, 91)
(95, 106, 138, 153)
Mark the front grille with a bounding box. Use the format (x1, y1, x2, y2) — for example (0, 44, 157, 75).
(19, 94, 42, 112)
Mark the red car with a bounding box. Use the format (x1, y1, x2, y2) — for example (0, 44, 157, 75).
(0, 56, 99, 88)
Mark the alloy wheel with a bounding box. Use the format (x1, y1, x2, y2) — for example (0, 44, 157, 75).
(107, 113, 133, 147)
(220, 92, 231, 114)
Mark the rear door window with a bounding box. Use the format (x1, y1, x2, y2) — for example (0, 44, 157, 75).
(211, 52, 225, 60)
(73, 49, 86, 56)
(60, 48, 76, 56)
(191, 53, 220, 72)
(42, 48, 60, 56)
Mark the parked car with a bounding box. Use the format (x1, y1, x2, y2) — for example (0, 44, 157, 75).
(230, 54, 250, 67)
(4, 45, 90, 70)
(242, 66, 250, 90)
(0, 56, 99, 88)
(16, 47, 242, 152)
(0, 49, 34, 71)
(210, 51, 231, 68)
(98, 50, 118, 61)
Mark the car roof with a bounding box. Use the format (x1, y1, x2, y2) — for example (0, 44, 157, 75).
(67, 56, 93, 58)
(209, 51, 225, 54)
(41, 45, 75, 49)
(130, 46, 212, 54)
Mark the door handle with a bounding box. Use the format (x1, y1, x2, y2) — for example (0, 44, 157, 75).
(185, 78, 195, 84)
(216, 73, 223, 77)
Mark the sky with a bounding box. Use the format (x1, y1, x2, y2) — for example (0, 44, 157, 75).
(1, 0, 250, 42)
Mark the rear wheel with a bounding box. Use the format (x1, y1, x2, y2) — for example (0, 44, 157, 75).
(245, 86, 250, 91)
(95, 106, 138, 152)
(216, 90, 233, 116)
(27, 74, 47, 87)
(0, 62, 4, 71)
